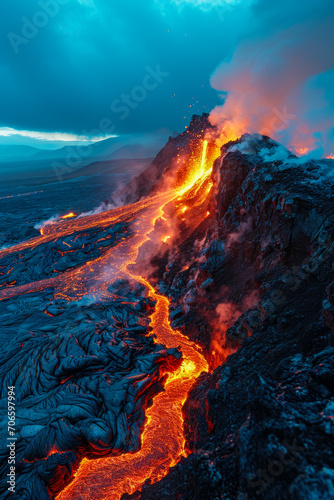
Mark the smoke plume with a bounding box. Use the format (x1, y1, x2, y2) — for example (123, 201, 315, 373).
(209, 0, 334, 157)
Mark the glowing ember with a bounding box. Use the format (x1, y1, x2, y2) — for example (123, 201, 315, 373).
(47, 445, 61, 458)
(161, 235, 171, 243)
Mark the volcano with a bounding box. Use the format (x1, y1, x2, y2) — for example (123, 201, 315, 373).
(1, 114, 334, 500)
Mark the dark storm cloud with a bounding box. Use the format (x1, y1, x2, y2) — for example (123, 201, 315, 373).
(0, 0, 251, 136)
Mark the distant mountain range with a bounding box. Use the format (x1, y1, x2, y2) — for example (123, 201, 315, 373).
(0, 133, 169, 163)
(0, 144, 43, 162)
(0, 132, 170, 183)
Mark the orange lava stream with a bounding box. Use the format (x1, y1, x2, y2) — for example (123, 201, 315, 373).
(56, 141, 217, 499)
(0, 192, 174, 260)
(57, 173, 212, 499)
(57, 287, 208, 500)
(1, 139, 218, 499)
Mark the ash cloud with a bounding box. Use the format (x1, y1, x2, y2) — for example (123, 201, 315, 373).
(209, 0, 334, 156)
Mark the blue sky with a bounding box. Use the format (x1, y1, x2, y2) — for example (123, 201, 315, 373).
(0, 0, 333, 153)
(0, 0, 253, 146)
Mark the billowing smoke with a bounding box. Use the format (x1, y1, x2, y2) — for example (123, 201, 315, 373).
(78, 201, 118, 218)
(210, 0, 334, 157)
(34, 215, 61, 231)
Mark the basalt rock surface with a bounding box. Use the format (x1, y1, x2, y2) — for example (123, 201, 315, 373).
(125, 135, 334, 499)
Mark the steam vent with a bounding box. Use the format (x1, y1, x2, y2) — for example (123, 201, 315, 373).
(1, 115, 334, 500)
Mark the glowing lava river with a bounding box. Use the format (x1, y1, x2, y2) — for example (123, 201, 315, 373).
(0, 140, 218, 499)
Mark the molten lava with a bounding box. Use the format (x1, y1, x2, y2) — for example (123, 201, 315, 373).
(56, 139, 218, 499)
(57, 288, 208, 500)
(61, 212, 77, 219)
(0, 138, 220, 499)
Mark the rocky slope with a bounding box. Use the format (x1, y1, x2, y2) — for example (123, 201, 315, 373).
(125, 134, 334, 499)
